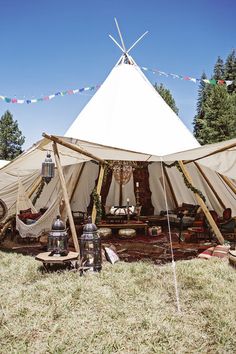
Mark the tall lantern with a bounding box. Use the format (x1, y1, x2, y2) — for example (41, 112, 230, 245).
(79, 217, 102, 272)
(47, 215, 68, 256)
(42, 152, 55, 184)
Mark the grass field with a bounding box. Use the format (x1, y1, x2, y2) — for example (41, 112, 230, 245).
(0, 250, 236, 353)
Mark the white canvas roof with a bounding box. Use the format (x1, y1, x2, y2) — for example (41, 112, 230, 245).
(162, 138, 236, 179)
(65, 55, 200, 156)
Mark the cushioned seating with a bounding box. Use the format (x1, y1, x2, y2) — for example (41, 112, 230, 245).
(118, 228, 136, 238)
(98, 227, 112, 238)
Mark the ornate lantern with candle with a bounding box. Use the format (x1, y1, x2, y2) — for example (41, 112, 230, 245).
(41, 152, 55, 184)
(79, 217, 102, 272)
(48, 215, 68, 256)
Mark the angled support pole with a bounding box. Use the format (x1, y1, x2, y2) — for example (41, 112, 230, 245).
(43, 133, 108, 166)
(219, 173, 236, 195)
(178, 160, 224, 245)
(92, 165, 105, 224)
(52, 142, 80, 252)
(194, 162, 226, 209)
(163, 165, 178, 208)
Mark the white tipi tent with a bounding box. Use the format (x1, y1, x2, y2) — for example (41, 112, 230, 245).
(0, 27, 235, 246)
(65, 54, 200, 156)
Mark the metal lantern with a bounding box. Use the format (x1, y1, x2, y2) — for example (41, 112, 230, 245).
(41, 152, 55, 184)
(47, 215, 68, 256)
(79, 217, 102, 272)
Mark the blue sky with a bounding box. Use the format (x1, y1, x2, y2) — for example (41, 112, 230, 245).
(0, 0, 235, 149)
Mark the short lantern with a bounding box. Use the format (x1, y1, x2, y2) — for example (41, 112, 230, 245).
(41, 152, 55, 184)
(48, 215, 68, 256)
(79, 217, 102, 272)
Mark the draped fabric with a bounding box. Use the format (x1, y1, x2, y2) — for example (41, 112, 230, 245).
(16, 180, 61, 238)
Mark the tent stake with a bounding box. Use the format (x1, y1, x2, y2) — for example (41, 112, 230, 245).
(92, 165, 105, 224)
(52, 142, 80, 252)
(178, 160, 224, 245)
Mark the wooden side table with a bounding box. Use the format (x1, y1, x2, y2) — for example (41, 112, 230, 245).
(35, 251, 79, 272)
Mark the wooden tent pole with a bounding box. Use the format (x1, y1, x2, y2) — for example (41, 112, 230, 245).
(52, 142, 80, 252)
(219, 174, 236, 195)
(178, 160, 224, 245)
(61, 162, 86, 219)
(163, 165, 178, 208)
(92, 165, 105, 224)
(69, 162, 86, 202)
(194, 162, 226, 209)
(119, 163, 123, 206)
(43, 133, 108, 166)
(27, 175, 43, 198)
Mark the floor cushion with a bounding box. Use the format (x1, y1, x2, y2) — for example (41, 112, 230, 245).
(98, 227, 112, 238)
(148, 226, 162, 236)
(198, 247, 215, 259)
(212, 245, 230, 259)
(118, 228, 136, 238)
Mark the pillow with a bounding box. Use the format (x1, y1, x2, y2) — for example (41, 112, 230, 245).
(212, 245, 230, 259)
(25, 219, 36, 225)
(198, 247, 214, 259)
(19, 208, 31, 214)
(104, 247, 119, 264)
(18, 212, 41, 221)
(222, 208, 232, 221)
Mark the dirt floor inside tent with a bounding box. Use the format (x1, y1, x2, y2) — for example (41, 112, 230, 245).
(0, 227, 216, 264)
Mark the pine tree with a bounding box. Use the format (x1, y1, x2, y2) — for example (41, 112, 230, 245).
(193, 73, 212, 143)
(0, 111, 25, 160)
(154, 83, 179, 114)
(224, 49, 236, 94)
(213, 56, 224, 80)
(196, 85, 236, 144)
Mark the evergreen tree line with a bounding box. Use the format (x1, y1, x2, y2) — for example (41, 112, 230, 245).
(193, 50, 236, 144)
(0, 110, 25, 160)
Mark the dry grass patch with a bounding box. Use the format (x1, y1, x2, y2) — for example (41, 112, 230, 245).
(0, 250, 236, 353)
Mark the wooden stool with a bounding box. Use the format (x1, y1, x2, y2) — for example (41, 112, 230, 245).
(35, 251, 79, 272)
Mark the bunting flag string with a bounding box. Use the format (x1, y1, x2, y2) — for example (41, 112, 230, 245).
(140, 66, 233, 86)
(0, 65, 233, 105)
(0, 84, 100, 104)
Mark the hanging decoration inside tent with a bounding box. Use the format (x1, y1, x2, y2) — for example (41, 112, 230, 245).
(141, 66, 233, 86)
(41, 152, 55, 184)
(112, 162, 134, 185)
(0, 84, 100, 104)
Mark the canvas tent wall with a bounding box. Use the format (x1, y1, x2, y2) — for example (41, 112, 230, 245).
(0, 136, 235, 226)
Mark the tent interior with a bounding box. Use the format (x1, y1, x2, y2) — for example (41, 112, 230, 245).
(0, 135, 236, 248)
